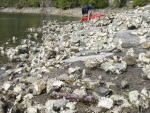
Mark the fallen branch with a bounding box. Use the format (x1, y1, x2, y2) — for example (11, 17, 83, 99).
(50, 91, 97, 103)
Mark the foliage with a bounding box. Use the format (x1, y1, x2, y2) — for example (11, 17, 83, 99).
(15, 0, 29, 8)
(53, 0, 77, 9)
(27, 0, 42, 7)
(132, 0, 149, 7)
(78, 0, 109, 8)
(0, 0, 150, 8)
(0, 0, 43, 7)
(94, 0, 109, 8)
(78, 0, 89, 6)
(113, 0, 127, 7)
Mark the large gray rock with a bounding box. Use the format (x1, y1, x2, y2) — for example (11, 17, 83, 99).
(113, 30, 140, 48)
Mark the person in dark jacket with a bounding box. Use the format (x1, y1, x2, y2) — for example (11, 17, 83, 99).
(82, 4, 93, 20)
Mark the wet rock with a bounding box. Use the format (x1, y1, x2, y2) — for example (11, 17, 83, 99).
(96, 87, 112, 96)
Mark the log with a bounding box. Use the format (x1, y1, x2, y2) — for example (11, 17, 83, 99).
(50, 91, 97, 103)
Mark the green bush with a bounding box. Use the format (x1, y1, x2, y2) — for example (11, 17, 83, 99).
(78, 0, 109, 8)
(78, 0, 89, 6)
(15, 0, 29, 8)
(132, 0, 149, 7)
(113, 0, 126, 7)
(95, 0, 109, 8)
(53, 0, 77, 9)
(27, 0, 42, 7)
(0, 0, 43, 7)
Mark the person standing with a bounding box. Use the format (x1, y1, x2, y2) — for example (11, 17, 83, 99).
(81, 4, 93, 21)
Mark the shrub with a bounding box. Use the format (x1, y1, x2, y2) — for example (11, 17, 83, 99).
(27, 0, 42, 7)
(78, 0, 109, 8)
(113, 0, 127, 7)
(78, 0, 89, 6)
(132, 0, 149, 7)
(95, 0, 109, 8)
(53, 0, 77, 9)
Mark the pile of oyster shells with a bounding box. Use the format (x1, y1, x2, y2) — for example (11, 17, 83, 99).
(0, 5, 150, 113)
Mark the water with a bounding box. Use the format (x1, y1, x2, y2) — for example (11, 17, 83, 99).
(0, 12, 79, 67)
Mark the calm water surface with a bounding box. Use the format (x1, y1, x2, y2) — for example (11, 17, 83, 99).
(0, 12, 79, 67)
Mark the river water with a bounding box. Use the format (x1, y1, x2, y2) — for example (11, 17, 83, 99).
(0, 12, 79, 68)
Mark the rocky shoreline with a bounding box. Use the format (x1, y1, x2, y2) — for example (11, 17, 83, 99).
(0, 7, 130, 17)
(0, 5, 150, 113)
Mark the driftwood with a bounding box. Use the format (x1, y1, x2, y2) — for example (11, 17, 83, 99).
(50, 91, 97, 103)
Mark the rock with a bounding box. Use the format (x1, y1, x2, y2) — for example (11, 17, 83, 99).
(66, 102, 76, 110)
(145, 51, 150, 58)
(84, 57, 103, 69)
(129, 90, 149, 109)
(26, 106, 38, 113)
(87, 106, 106, 113)
(141, 41, 150, 48)
(121, 80, 129, 89)
(129, 90, 140, 107)
(97, 97, 114, 109)
(33, 80, 46, 95)
(73, 88, 87, 96)
(138, 53, 150, 63)
(123, 55, 136, 66)
(111, 95, 131, 112)
(45, 100, 56, 112)
(96, 87, 112, 96)
(0, 101, 5, 113)
(83, 78, 100, 90)
(3, 82, 11, 91)
(142, 65, 150, 79)
(101, 61, 127, 74)
(53, 98, 68, 111)
(68, 67, 81, 74)
(113, 31, 140, 48)
(141, 87, 149, 97)
(47, 79, 65, 93)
